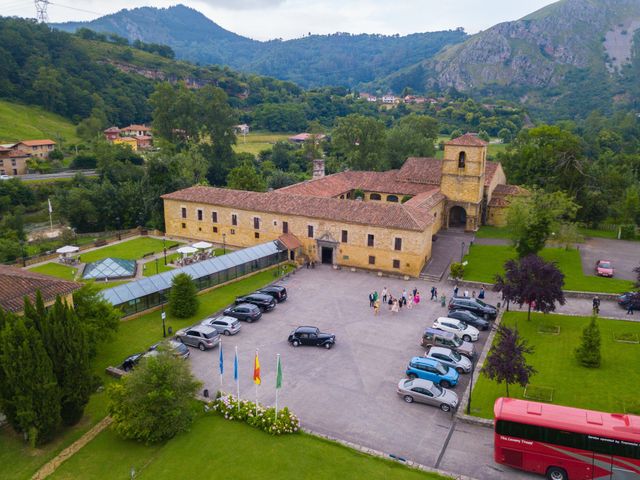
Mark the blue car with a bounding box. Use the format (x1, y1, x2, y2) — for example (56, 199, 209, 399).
(405, 356, 459, 388)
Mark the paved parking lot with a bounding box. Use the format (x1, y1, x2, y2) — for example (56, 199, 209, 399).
(187, 267, 536, 479)
(578, 237, 639, 282)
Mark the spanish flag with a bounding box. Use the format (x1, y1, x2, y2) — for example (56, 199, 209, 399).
(253, 350, 261, 385)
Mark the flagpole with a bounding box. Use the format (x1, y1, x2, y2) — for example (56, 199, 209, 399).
(219, 339, 223, 389)
(255, 348, 259, 417)
(275, 353, 280, 421)
(235, 346, 240, 413)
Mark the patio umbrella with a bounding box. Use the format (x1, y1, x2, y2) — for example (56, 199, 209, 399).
(56, 245, 79, 254)
(192, 241, 213, 250)
(177, 246, 198, 255)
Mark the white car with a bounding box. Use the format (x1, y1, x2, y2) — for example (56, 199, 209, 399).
(433, 317, 479, 342)
(200, 315, 242, 336)
(425, 346, 472, 373)
(0, 174, 11, 180)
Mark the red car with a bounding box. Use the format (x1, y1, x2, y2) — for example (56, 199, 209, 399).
(595, 260, 614, 277)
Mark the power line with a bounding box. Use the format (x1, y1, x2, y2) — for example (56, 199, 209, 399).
(34, 0, 50, 23)
(49, 1, 103, 16)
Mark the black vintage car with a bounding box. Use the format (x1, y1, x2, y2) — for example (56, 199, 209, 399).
(288, 326, 335, 349)
(234, 293, 276, 311)
(257, 285, 288, 302)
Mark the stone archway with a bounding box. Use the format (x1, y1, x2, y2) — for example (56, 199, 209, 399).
(449, 206, 467, 228)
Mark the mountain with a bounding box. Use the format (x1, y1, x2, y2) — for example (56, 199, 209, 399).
(52, 4, 467, 89)
(377, 0, 640, 118)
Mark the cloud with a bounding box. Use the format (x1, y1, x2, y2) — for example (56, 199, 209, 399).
(200, 0, 286, 10)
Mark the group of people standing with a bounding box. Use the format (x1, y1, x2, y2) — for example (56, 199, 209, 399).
(369, 287, 422, 315)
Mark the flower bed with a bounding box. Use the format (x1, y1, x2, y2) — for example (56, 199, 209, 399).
(211, 393, 300, 435)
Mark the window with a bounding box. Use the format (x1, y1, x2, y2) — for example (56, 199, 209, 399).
(394, 237, 402, 251)
(308, 225, 314, 238)
(458, 151, 466, 169)
(368, 255, 375, 265)
(181, 223, 186, 229)
(231, 214, 238, 226)
(367, 234, 374, 247)
(197, 209, 203, 221)
(230, 229, 236, 234)
(253, 217, 260, 229)
(282, 221, 288, 234)
(254, 232, 260, 239)
(341, 230, 348, 243)
(213, 226, 218, 233)
(387, 195, 399, 203)
(370, 193, 381, 201)
(211, 211, 218, 223)
(181, 207, 187, 219)
(393, 259, 400, 269)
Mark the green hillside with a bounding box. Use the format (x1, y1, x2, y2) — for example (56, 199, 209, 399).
(0, 100, 79, 144)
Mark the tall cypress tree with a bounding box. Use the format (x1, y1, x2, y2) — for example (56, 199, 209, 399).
(41, 298, 94, 425)
(0, 318, 61, 446)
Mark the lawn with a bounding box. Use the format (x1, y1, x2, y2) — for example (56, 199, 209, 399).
(50, 410, 447, 480)
(474, 226, 513, 239)
(94, 265, 294, 377)
(470, 312, 640, 419)
(0, 99, 79, 144)
(80, 237, 175, 263)
(28, 262, 78, 281)
(0, 391, 109, 480)
(233, 132, 292, 157)
(462, 244, 634, 293)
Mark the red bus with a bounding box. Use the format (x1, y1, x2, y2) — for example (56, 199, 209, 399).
(494, 397, 640, 480)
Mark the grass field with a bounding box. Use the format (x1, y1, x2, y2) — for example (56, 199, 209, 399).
(50, 409, 447, 480)
(470, 312, 640, 418)
(0, 392, 109, 480)
(475, 225, 637, 242)
(233, 132, 292, 156)
(80, 238, 174, 263)
(474, 226, 513, 239)
(94, 265, 294, 377)
(28, 262, 78, 281)
(0, 100, 79, 144)
(462, 244, 634, 293)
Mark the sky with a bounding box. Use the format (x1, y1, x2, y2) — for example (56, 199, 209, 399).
(3, 0, 558, 40)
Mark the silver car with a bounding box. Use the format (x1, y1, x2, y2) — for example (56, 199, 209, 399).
(201, 315, 242, 336)
(425, 346, 472, 373)
(175, 325, 220, 351)
(397, 378, 459, 412)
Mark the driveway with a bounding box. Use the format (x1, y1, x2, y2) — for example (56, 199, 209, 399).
(187, 267, 535, 480)
(579, 237, 639, 281)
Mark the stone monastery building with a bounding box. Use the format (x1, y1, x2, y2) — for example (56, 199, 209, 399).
(162, 134, 524, 277)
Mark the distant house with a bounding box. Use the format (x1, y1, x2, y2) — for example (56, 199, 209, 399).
(105, 124, 153, 150)
(288, 133, 327, 144)
(135, 136, 153, 150)
(404, 96, 427, 104)
(104, 126, 121, 141)
(382, 95, 398, 104)
(359, 92, 377, 102)
(16, 139, 56, 159)
(120, 125, 152, 138)
(234, 124, 250, 135)
(113, 137, 138, 151)
(0, 145, 31, 176)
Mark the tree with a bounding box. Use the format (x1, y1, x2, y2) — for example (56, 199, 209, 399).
(450, 262, 465, 280)
(108, 352, 201, 444)
(226, 161, 267, 192)
(332, 114, 386, 171)
(72, 283, 120, 358)
(169, 273, 198, 318)
(385, 114, 438, 169)
(0, 316, 61, 446)
(482, 325, 537, 397)
(494, 255, 566, 321)
(575, 315, 601, 368)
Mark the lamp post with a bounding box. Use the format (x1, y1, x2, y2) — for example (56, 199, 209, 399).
(163, 237, 167, 265)
(161, 299, 166, 338)
(460, 241, 465, 262)
(155, 257, 159, 275)
(222, 233, 226, 255)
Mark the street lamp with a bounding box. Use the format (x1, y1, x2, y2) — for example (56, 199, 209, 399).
(163, 237, 167, 265)
(161, 297, 166, 338)
(460, 241, 465, 262)
(155, 257, 159, 275)
(222, 233, 226, 255)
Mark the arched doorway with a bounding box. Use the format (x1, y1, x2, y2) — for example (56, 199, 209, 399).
(449, 206, 467, 228)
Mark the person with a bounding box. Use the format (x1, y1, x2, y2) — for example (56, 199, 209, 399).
(305, 260, 310, 269)
(388, 295, 394, 310)
(454, 286, 459, 297)
(413, 286, 418, 297)
(464, 289, 469, 298)
(392, 299, 399, 313)
(369, 292, 374, 308)
(531, 299, 537, 311)
(433, 287, 438, 301)
(407, 293, 414, 309)
(382, 287, 388, 303)
(430, 286, 436, 300)
(414, 291, 420, 305)
(592, 296, 600, 315)
(402, 289, 408, 305)
(373, 299, 380, 316)
(472, 290, 476, 298)
(627, 303, 634, 315)
(373, 290, 379, 303)
(478, 286, 485, 299)
(398, 295, 403, 310)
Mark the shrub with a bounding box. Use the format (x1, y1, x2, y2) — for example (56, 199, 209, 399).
(212, 393, 299, 435)
(620, 224, 636, 240)
(169, 273, 198, 318)
(450, 262, 464, 280)
(575, 316, 601, 368)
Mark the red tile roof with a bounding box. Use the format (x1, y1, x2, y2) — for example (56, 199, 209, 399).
(445, 133, 488, 147)
(396, 158, 443, 185)
(288, 133, 326, 142)
(278, 172, 354, 197)
(484, 161, 499, 187)
(0, 265, 81, 313)
(19, 139, 56, 147)
(104, 126, 120, 133)
(162, 186, 434, 231)
(493, 184, 527, 196)
(121, 125, 151, 131)
(403, 190, 446, 210)
(278, 233, 302, 250)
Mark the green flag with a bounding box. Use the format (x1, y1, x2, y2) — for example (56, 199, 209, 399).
(276, 354, 282, 389)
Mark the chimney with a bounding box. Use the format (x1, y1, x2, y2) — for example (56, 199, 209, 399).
(312, 158, 325, 179)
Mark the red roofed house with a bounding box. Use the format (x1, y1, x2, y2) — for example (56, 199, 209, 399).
(288, 133, 327, 144)
(0, 145, 31, 176)
(16, 139, 56, 159)
(104, 126, 121, 141)
(120, 125, 152, 138)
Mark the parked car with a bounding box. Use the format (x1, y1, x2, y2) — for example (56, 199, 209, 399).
(595, 260, 614, 277)
(0, 174, 10, 181)
(433, 317, 479, 342)
(200, 315, 242, 335)
(223, 303, 263, 322)
(445, 309, 490, 331)
(396, 378, 459, 412)
(288, 326, 335, 349)
(235, 293, 276, 311)
(257, 285, 288, 302)
(405, 356, 459, 388)
(449, 296, 498, 320)
(425, 346, 472, 374)
(421, 328, 476, 359)
(148, 340, 190, 359)
(175, 325, 220, 351)
(618, 292, 640, 311)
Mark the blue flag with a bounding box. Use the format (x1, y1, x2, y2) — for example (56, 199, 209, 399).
(234, 349, 238, 381)
(219, 342, 224, 375)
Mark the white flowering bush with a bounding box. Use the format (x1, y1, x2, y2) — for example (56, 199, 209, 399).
(211, 393, 300, 435)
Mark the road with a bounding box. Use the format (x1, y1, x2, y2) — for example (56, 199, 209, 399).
(18, 169, 97, 181)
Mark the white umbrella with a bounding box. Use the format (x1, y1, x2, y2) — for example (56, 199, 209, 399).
(177, 246, 198, 255)
(192, 241, 213, 250)
(56, 245, 79, 254)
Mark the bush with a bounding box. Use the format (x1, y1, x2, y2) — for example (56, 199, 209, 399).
(169, 273, 198, 318)
(70, 153, 97, 169)
(450, 262, 465, 280)
(212, 393, 300, 435)
(575, 316, 601, 368)
(620, 224, 636, 240)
